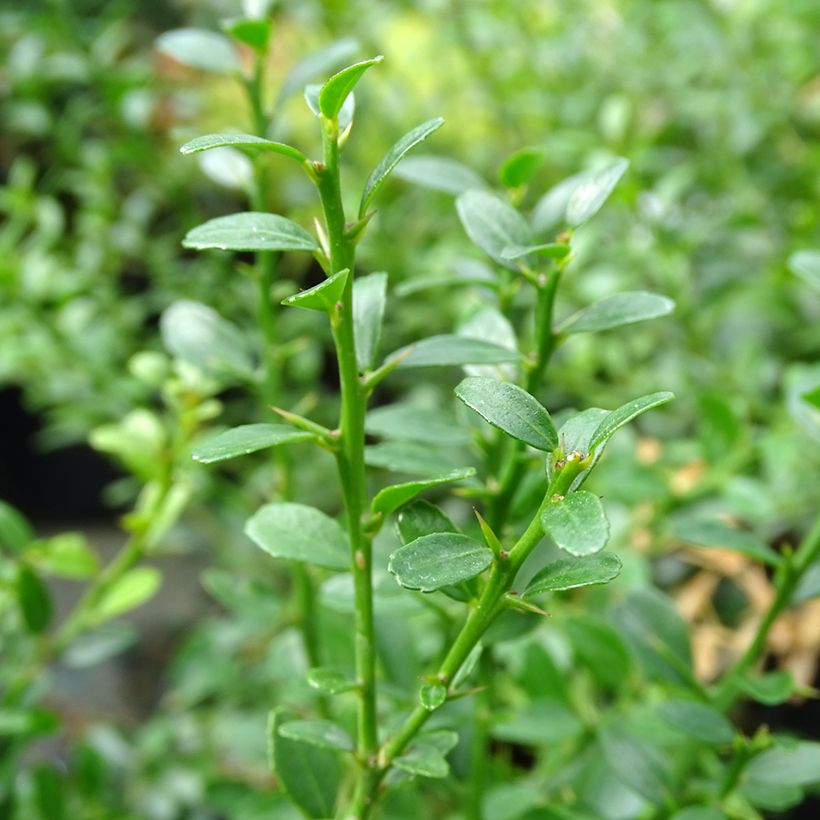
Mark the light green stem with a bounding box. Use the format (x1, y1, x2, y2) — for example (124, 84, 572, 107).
(314, 117, 379, 817)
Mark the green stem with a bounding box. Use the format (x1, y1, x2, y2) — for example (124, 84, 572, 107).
(315, 117, 379, 817)
(713, 512, 820, 711)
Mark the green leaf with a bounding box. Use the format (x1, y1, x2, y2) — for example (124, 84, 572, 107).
(589, 391, 675, 450)
(193, 424, 315, 463)
(670, 518, 780, 567)
(501, 242, 570, 261)
(318, 55, 383, 118)
(565, 615, 632, 689)
(455, 376, 557, 451)
(353, 271, 387, 371)
(278, 720, 354, 752)
(305, 83, 356, 131)
(453, 643, 483, 689)
(670, 809, 727, 820)
(737, 670, 796, 705)
(372, 468, 476, 517)
(656, 699, 734, 744)
(389, 533, 493, 592)
(268, 708, 340, 818)
(745, 741, 820, 788)
(792, 563, 820, 605)
(457, 190, 533, 269)
(560, 291, 675, 335)
(524, 552, 622, 597)
(599, 725, 671, 803)
(0, 500, 34, 552)
(531, 171, 587, 233)
(222, 17, 271, 52)
(416, 730, 459, 755)
(491, 699, 583, 746)
(366, 404, 470, 445)
(160, 300, 253, 377)
(389, 334, 521, 369)
(306, 668, 357, 695)
(245, 502, 348, 570)
(360, 118, 445, 216)
(282, 268, 350, 312)
(612, 588, 693, 686)
(393, 154, 486, 195)
(498, 146, 544, 188)
(30, 532, 98, 578)
(557, 408, 608, 459)
(16, 565, 52, 633)
(566, 158, 629, 227)
(419, 682, 447, 710)
(179, 133, 306, 163)
(397, 500, 457, 544)
(365, 441, 464, 475)
(94, 567, 162, 623)
(541, 492, 610, 557)
(394, 746, 449, 778)
(183, 212, 319, 253)
(156, 28, 240, 74)
(63, 623, 138, 668)
(788, 249, 820, 291)
(277, 38, 359, 103)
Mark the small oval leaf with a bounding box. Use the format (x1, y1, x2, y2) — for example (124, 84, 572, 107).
(670, 518, 780, 567)
(394, 154, 486, 195)
(388, 335, 521, 369)
(245, 503, 348, 570)
(156, 29, 239, 74)
(183, 212, 319, 253)
(360, 118, 445, 217)
(193, 424, 315, 464)
(94, 567, 162, 623)
(524, 552, 622, 597)
(656, 700, 734, 745)
(541, 491, 610, 556)
(388, 533, 493, 592)
(278, 720, 355, 752)
(353, 272, 387, 371)
(16, 565, 53, 633)
(498, 146, 544, 188)
(318, 56, 383, 119)
(455, 376, 557, 451)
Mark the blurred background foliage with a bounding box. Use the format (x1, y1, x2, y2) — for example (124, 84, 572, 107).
(1, 0, 819, 818)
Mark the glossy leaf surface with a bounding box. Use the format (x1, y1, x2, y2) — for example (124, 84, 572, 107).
(318, 56, 383, 118)
(179, 133, 305, 163)
(282, 268, 350, 312)
(589, 391, 674, 450)
(372, 468, 476, 517)
(353, 271, 387, 371)
(457, 190, 533, 269)
(192, 424, 315, 463)
(360, 118, 445, 216)
(183, 212, 319, 253)
(245, 503, 348, 570)
(524, 552, 622, 597)
(389, 533, 493, 592)
(541, 491, 610, 556)
(455, 376, 557, 451)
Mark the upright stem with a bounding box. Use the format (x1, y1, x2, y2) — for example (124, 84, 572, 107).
(315, 117, 378, 815)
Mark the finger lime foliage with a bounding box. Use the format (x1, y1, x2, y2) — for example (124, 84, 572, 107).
(360, 117, 445, 217)
(353, 271, 388, 370)
(388, 533, 493, 592)
(156, 28, 240, 74)
(523, 552, 622, 597)
(179, 133, 307, 164)
(455, 376, 557, 451)
(245, 503, 348, 570)
(318, 56, 383, 118)
(457, 190, 534, 269)
(394, 154, 487, 195)
(281, 268, 350, 312)
(588, 391, 675, 450)
(192, 424, 316, 463)
(371, 468, 476, 518)
(565, 157, 629, 227)
(388, 335, 521, 369)
(541, 491, 610, 556)
(559, 291, 675, 335)
(183, 212, 319, 252)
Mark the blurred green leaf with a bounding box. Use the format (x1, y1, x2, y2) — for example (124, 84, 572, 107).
(656, 699, 734, 744)
(278, 720, 354, 752)
(670, 518, 780, 566)
(491, 699, 583, 746)
(94, 567, 161, 622)
(16, 565, 53, 633)
(394, 154, 486, 195)
(566, 158, 629, 226)
(394, 746, 449, 778)
(222, 17, 271, 52)
(560, 292, 674, 335)
(245, 503, 348, 570)
(353, 271, 387, 371)
(306, 668, 357, 695)
(30, 532, 98, 578)
(599, 724, 670, 803)
(277, 38, 359, 103)
(156, 29, 239, 74)
(389, 335, 520, 369)
(366, 404, 470, 445)
(745, 741, 820, 787)
(499, 147, 545, 188)
(180, 133, 306, 163)
(457, 190, 533, 269)
(565, 615, 632, 689)
(788, 250, 820, 291)
(738, 670, 796, 705)
(0, 500, 34, 553)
